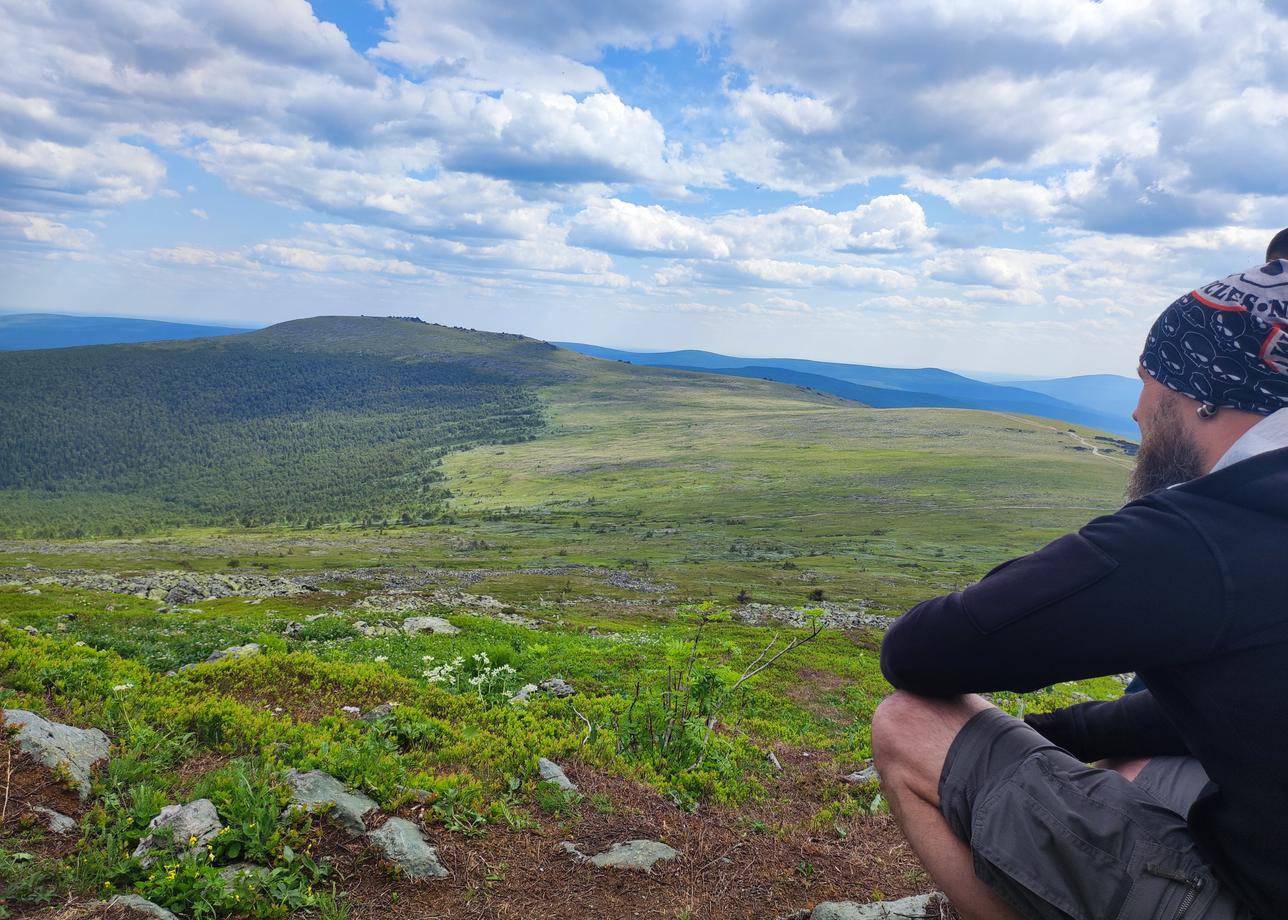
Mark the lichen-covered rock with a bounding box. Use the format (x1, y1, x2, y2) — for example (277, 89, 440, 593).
(401, 615, 459, 636)
(843, 765, 878, 785)
(218, 863, 272, 884)
(133, 799, 223, 866)
(2, 709, 109, 799)
(810, 894, 945, 919)
(106, 894, 180, 920)
(367, 817, 448, 879)
(359, 703, 397, 723)
(537, 757, 577, 792)
(566, 839, 681, 872)
(32, 805, 77, 834)
(205, 643, 261, 663)
(538, 677, 575, 697)
(283, 769, 377, 835)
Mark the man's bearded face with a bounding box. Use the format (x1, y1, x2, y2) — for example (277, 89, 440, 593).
(1127, 397, 1206, 502)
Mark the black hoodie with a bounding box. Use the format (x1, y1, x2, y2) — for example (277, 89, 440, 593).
(880, 446, 1288, 918)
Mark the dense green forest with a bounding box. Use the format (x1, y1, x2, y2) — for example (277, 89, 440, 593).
(0, 318, 549, 536)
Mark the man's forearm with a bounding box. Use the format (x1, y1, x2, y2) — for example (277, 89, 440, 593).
(1023, 689, 1190, 761)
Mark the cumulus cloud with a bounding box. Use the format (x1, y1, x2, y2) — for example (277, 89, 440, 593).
(568, 199, 730, 258)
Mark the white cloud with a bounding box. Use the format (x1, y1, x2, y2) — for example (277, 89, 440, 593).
(567, 199, 730, 258)
(0, 210, 95, 250)
(190, 207, 208, 219)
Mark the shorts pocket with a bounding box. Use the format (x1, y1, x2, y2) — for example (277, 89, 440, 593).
(968, 753, 1133, 920)
(1116, 840, 1215, 920)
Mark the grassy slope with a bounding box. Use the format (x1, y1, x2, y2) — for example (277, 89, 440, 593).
(0, 332, 1138, 918)
(440, 355, 1135, 608)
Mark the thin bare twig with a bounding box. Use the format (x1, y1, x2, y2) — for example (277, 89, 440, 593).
(1, 748, 11, 824)
(569, 703, 593, 748)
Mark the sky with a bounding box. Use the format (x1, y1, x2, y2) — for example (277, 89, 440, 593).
(2, 0, 1287, 376)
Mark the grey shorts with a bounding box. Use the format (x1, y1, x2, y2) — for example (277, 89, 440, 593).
(939, 707, 1253, 920)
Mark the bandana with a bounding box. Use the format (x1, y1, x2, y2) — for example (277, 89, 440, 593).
(1140, 260, 1288, 415)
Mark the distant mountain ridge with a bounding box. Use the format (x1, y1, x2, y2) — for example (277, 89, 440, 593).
(557, 342, 1139, 438)
(0, 313, 253, 350)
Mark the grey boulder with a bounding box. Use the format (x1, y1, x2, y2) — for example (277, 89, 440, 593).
(32, 805, 77, 834)
(106, 894, 180, 920)
(537, 757, 577, 792)
(564, 838, 681, 872)
(367, 817, 449, 879)
(3, 709, 109, 799)
(401, 616, 459, 636)
(133, 798, 223, 866)
(284, 769, 377, 835)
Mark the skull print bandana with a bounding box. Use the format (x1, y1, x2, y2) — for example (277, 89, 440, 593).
(1140, 260, 1288, 415)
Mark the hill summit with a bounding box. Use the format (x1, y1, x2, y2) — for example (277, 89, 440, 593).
(0, 317, 555, 536)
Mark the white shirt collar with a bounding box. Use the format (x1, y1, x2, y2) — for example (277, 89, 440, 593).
(1210, 407, 1288, 474)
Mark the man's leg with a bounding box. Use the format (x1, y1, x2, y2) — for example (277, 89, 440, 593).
(873, 692, 1159, 919)
(871, 690, 1025, 920)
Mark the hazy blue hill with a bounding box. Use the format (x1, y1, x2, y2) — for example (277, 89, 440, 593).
(0, 312, 252, 350)
(557, 342, 1137, 437)
(658, 364, 970, 409)
(999, 374, 1140, 423)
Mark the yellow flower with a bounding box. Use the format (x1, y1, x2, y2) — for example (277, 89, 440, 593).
(102, 881, 112, 889)
(188, 835, 198, 846)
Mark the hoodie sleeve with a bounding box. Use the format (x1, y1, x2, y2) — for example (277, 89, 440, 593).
(1022, 690, 1190, 761)
(880, 496, 1227, 697)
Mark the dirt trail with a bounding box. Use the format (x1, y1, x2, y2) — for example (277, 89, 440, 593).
(997, 414, 1135, 469)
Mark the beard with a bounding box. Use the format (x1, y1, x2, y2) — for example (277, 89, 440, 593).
(1126, 399, 1207, 502)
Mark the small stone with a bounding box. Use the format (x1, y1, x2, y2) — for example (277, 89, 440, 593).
(537, 757, 577, 792)
(32, 805, 77, 834)
(2, 709, 110, 799)
(106, 894, 180, 920)
(283, 621, 303, 639)
(341, 706, 361, 716)
(133, 799, 223, 866)
(509, 683, 539, 704)
(810, 894, 945, 920)
(401, 616, 459, 636)
(21, 625, 39, 636)
(767, 751, 783, 772)
(843, 766, 878, 785)
(538, 677, 575, 698)
(283, 769, 377, 836)
(22, 588, 40, 596)
(367, 817, 449, 879)
(586, 839, 681, 872)
(305, 612, 329, 621)
(360, 703, 397, 723)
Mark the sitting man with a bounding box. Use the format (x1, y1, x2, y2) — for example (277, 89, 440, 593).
(874, 244, 1288, 920)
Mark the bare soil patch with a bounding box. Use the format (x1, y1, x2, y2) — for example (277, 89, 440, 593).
(316, 755, 929, 919)
(0, 739, 87, 859)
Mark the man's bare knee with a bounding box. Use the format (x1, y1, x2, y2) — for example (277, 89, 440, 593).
(872, 691, 995, 781)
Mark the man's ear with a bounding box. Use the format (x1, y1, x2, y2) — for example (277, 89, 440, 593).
(1266, 227, 1288, 262)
